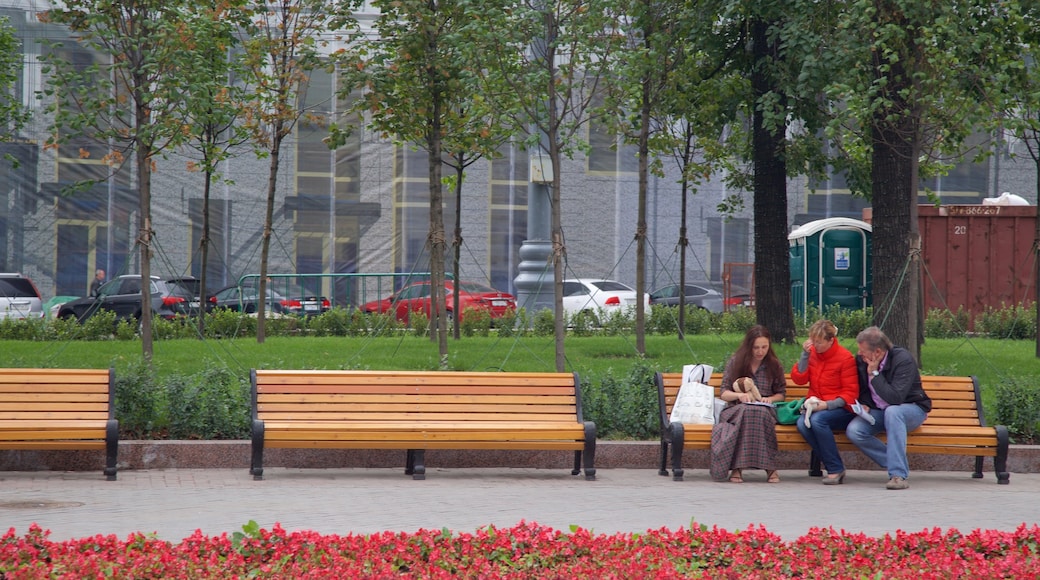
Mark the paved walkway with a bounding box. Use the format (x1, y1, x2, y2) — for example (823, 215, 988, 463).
(1, 467, 1037, 542)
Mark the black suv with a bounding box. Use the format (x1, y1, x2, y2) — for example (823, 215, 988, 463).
(56, 275, 195, 323)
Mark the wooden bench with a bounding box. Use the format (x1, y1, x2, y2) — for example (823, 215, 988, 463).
(0, 368, 119, 480)
(250, 369, 596, 480)
(655, 372, 1010, 484)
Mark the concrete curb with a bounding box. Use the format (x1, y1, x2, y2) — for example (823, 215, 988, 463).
(2, 440, 1037, 477)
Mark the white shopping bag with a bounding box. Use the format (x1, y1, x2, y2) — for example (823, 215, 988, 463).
(670, 364, 716, 425)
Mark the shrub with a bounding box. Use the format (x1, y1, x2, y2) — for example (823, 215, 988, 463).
(600, 308, 634, 336)
(81, 309, 119, 340)
(532, 308, 554, 336)
(582, 360, 660, 440)
(0, 317, 46, 340)
(646, 304, 677, 335)
(720, 306, 757, 334)
(495, 308, 518, 338)
(114, 361, 167, 438)
(682, 306, 718, 335)
(975, 303, 1037, 340)
(307, 307, 354, 336)
(408, 310, 429, 336)
(924, 306, 970, 338)
(992, 376, 1040, 445)
(459, 307, 492, 337)
(569, 309, 597, 337)
(166, 367, 250, 439)
(204, 309, 257, 338)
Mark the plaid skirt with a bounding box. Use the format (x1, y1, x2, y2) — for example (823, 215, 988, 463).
(710, 403, 779, 481)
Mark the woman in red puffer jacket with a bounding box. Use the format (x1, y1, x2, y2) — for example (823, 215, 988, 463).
(791, 319, 859, 485)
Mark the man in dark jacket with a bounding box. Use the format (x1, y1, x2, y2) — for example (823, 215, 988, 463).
(848, 326, 932, 490)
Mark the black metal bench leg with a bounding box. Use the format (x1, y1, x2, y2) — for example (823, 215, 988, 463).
(405, 450, 415, 475)
(669, 424, 685, 481)
(250, 420, 265, 480)
(808, 450, 823, 477)
(104, 419, 118, 481)
(972, 456, 984, 479)
(994, 425, 1010, 484)
(571, 450, 581, 476)
(658, 440, 670, 476)
(582, 422, 596, 480)
(410, 450, 426, 480)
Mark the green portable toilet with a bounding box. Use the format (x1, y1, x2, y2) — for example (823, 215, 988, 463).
(789, 217, 872, 316)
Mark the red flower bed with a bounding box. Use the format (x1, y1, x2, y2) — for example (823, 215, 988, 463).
(3, 521, 1039, 578)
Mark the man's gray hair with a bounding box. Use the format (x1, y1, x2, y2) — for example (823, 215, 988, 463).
(856, 326, 892, 351)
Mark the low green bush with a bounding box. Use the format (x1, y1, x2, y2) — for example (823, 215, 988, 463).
(532, 308, 554, 336)
(495, 309, 519, 338)
(166, 367, 250, 439)
(114, 361, 166, 438)
(992, 376, 1040, 445)
(459, 307, 492, 337)
(408, 310, 429, 336)
(582, 360, 660, 440)
(975, 303, 1037, 340)
(924, 306, 970, 338)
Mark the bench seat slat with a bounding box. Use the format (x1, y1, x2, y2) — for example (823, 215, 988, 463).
(0, 428, 109, 440)
(263, 440, 585, 450)
(257, 384, 576, 396)
(259, 412, 579, 421)
(257, 393, 579, 405)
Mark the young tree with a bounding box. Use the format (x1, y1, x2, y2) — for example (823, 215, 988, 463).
(463, 0, 624, 371)
(238, 0, 359, 343)
(171, 1, 251, 337)
(41, 0, 194, 359)
(603, 0, 701, 353)
(350, 0, 511, 356)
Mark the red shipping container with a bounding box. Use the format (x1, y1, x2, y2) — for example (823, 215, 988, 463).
(865, 205, 1037, 326)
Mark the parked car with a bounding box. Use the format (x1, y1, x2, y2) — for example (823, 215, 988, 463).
(0, 273, 44, 320)
(166, 276, 204, 315)
(56, 275, 195, 323)
(360, 280, 516, 324)
(561, 278, 650, 320)
(207, 283, 330, 317)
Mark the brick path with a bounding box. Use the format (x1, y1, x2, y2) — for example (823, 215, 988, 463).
(2, 467, 1036, 542)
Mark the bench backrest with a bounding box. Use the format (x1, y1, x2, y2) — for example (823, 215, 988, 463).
(0, 368, 114, 421)
(252, 370, 586, 423)
(656, 372, 986, 428)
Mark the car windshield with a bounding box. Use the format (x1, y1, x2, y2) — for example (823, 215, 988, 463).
(591, 281, 633, 292)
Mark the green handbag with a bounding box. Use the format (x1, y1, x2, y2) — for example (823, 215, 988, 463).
(773, 398, 806, 425)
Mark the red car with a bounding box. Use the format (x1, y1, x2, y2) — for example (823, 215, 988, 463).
(360, 280, 516, 324)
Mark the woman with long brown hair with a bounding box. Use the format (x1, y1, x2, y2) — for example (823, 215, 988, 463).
(711, 324, 787, 483)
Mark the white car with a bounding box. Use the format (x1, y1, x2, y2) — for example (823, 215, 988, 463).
(561, 278, 650, 320)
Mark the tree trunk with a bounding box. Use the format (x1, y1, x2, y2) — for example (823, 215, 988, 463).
(427, 61, 448, 361)
(198, 166, 212, 338)
(453, 161, 464, 340)
(257, 128, 282, 344)
(870, 119, 920, 363)
(136, 103, 153, 360)
(634, 69, 651, 355)
(750, 17, 796, 344)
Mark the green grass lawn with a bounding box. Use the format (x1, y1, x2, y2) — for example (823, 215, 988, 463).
(5, 333, 1035, 393)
